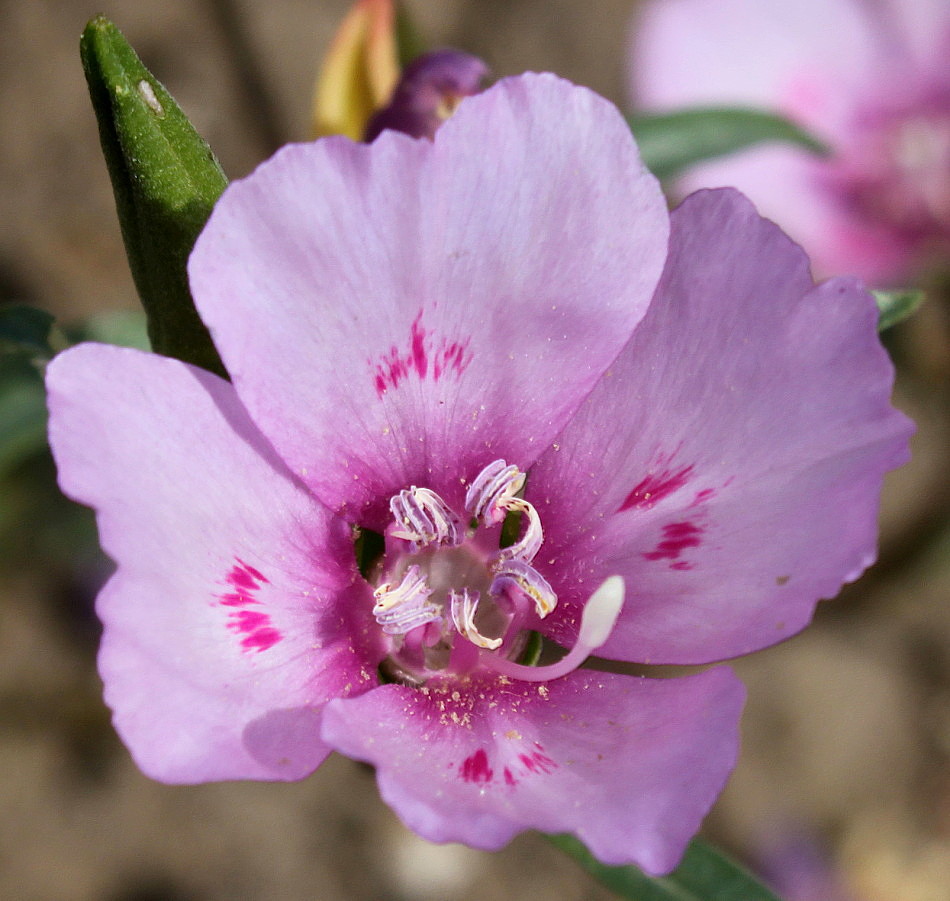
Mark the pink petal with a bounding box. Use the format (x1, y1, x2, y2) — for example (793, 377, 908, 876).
(660, 149, 912, 285)
(631, 0, 877, 136)
(46, 345, 380, 783)
(530, 189, 912, 664)
(895, 0, 950, 61)
(189, 73, 668, 527)
(321, 667, 745, 874)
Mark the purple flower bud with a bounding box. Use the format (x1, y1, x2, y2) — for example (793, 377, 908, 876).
(365, 49, 489, 141)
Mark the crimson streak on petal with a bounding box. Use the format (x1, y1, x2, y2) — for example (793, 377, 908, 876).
(643, 521, 703, 565)
(619, 464, 694, 512)
(460, 748, 493, 784)
(458, 744, 559, 787)
(216, 559, 282, 653)
(372, 311, 472, 396)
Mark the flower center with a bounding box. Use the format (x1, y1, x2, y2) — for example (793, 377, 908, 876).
(827, 101, 950, 246)
(372, 460, 623, 685)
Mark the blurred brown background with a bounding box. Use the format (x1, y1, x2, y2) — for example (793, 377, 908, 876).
(1, 1, 948, 899)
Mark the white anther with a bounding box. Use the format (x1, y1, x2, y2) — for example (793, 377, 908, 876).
(493, 497, 544, 564)
(373, 565, 442, 635)
(465, 459, 526, 525)
(490, 558, 557, 618)
(449, 588, 503, 650)
(389, 486, 462, 550)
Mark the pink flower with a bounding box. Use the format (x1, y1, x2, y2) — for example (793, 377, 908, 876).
(46, 74, 910, 874)
(630, 0, 950, 284)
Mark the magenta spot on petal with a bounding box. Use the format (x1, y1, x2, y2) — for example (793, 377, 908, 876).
(238, 560, 268, 583)
(227, 609, 282, 653)
(219, 592, 258, 607)
(225, 559, 269, 591)
(433, 339, 471, 381)
(643, 521, 703, 561)
(409, 314, 428, 378)
(371, 310, 471, 396)
(670, 560, 693, 571)
(230, 610, 270, 632)
(619, 465, 694, 512)
(240, 627, 282, 652)
(217, 561, 280, 653)
(460, 748, 493, 784)
(503, 767, 517, 787)
(690, 488, 716, 507)
(216, 559, 269, 609)
(519, 750, 557, 775)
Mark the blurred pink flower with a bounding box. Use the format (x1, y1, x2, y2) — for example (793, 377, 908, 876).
(631, 0, 950, 283)
(47, 74, 910, 873)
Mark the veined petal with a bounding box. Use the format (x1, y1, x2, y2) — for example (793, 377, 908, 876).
(321, 667, 744, 874)
(189, 73, 668, 527)
(531, 190, 912, 664)
(46, 345, 380, 783)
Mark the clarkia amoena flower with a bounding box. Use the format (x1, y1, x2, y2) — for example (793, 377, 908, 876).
(46, 74, 912, 874)
(631, 0, 950, 283)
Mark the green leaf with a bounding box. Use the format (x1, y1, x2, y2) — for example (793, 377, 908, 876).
(0, 376, 48, 480)
(628, 107, 829, 182)
(80, 16, 228, 376)
(873, 288, 925, 331)
(0, 304, 62, 364)
(0, 306, 151, 480)
(547, 834, 782, 901)
(66, 309, 151, 351)
(0, 305, 59, 478)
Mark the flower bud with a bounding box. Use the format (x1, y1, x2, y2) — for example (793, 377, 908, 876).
(311, 0, 401, 140)
(364, 50, 489, 141)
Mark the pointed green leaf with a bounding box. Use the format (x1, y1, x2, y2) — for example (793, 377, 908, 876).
(80, 16, 228, 376)
(547, 834, 782, 901)
(873, 288, 925, 332)
(628, 107, 829, 182)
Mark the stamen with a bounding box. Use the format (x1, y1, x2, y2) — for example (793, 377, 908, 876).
(389, 486, 462, 550)
(465, 459, 526, 525)
(449, 588, 503, 650)
(493, 498, 543, 564)
(490, 557, 557, 618)
(478, 576, 625, 682)
(373, 565, 442, 635)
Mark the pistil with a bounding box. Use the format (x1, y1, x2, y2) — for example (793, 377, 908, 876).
(478, 576, 625, 682)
